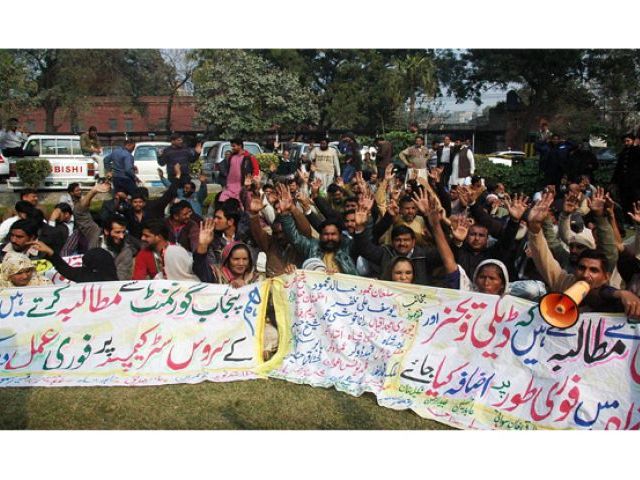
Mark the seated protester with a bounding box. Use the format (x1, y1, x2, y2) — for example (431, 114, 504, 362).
(73, 183, 140, 280)
(48, 202, 85, 256)
(209, 201, 251, 266)
(0, 200, 40, 242)
(165, 200, 200, 253)
(278, 184, 357, 275)
(381, 256, 415, 284)
(413, 188, 544, 299)
(28, 241, 118, 283)
(0, 219, 44, 261)
(58, 182, 83, 209)
(247, 195, 303, 277)
(379, 195, 428, 247)
(0, 252, 52, 289)
(159, 168, 207, 217)
(99, 186, 131, 227)
(162, 244, 200, 282)
(555, 187, 618, 274)
(353, 208, 440, 285)
(126, 182, 178, 240)
(194, 219, 267, 286)
(527, 192, 640, 319)
(449, 193, 528, 281)
(132, 219, 170, 280)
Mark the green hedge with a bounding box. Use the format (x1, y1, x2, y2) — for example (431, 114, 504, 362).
(256, 153, 279, 173)
(474, 156, 543, 195)
(15, 158, 52, 188)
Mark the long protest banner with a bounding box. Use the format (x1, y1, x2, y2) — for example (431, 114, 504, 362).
(268, 271, 640, 430)
(2, 271, 640, 429)
(0, 280, 271, 387)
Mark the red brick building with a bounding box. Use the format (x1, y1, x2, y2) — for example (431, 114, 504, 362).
(20, 96, 205, 135)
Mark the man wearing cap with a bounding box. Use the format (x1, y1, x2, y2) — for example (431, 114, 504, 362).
(611, 133, 640, 215)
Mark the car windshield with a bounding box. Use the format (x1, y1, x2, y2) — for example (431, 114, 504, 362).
(135, 146, 165, 161)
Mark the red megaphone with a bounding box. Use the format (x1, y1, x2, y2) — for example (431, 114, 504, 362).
(539, 281, 589, 329)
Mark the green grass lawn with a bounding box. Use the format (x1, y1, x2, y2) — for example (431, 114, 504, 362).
(0, 378, 453, 430)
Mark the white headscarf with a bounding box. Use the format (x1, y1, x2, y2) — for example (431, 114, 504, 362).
(159, 245, 200, 282)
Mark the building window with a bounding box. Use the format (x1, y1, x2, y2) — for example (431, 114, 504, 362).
(108, 118, 118, 131)
(124, 118, 134, 132)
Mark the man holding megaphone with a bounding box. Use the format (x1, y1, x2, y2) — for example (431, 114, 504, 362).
(526, 191, 640, 322)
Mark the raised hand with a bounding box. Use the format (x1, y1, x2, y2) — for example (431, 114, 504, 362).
(297, 168, 309, 184)
(244, 174, 254, 189)
(354, 203, 370, 229)
(563, 192, 581, 214)
(310, 178, 322, 197)
(157, 167, 165, 178)
(457, 186, 471, 207)
(628, 201, 640, 224)
(335, 176, 345, 187)
(450, 214, 472, 243)
(504, 193, 530, 221)
(198, 218, 216, 247)
(527, 192, 554, 232)
(587, 186, 607, 216)
(199, 172, 208, 185)
(383, 163, 394, 182)
(387, 198, 400, 218)
(428, 166, 443, 184)
(359, 190, 375, 213)
(276, 183, 294, 213)
(296, 190, 312, 212)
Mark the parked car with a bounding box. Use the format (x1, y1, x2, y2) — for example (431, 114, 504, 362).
(132, 142, 171, 186)
(7, 135, 97, 190)
(487, 150, 526, 167)
(595, 147, 617, 165)
(201, 140, 263, 183)
(0, 152, 8, 180)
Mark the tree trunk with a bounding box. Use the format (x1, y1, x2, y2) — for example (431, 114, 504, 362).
(408, 92, 416, 127)
(166, 93, 175, 133)
(44, 102, 58, 132)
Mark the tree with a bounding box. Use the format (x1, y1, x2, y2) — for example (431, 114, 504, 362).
(192, 50, 319, 138)
(15, 49, 172, 131)
(394, 51, 438, 127)
(160, 49, 197, 132)
(0, 50, 34, 124)
(436, 49, 592, 146)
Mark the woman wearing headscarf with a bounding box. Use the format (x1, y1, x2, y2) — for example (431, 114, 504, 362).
(0, 252, 52, 288)
(26, 240, 118, 282)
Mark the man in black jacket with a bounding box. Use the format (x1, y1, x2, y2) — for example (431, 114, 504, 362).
(158, 133, 202, 187)
(611, 133, 640, 215)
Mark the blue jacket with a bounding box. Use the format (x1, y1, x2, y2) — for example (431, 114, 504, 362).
(105, 147, 135, 180)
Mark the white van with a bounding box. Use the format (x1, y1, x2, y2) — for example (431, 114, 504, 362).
(7, 135, 97, 190)
(132, 141, 171, 186)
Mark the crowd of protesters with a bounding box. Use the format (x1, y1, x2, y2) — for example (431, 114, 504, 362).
(2, 128, 640, 323)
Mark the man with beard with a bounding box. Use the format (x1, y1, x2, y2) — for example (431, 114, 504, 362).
(309, 139, 340, 192)
(611, 133, 640, 215)
(277, 184, 356, 274)
(0, 219, 44, 262)
(132, 219, 171, 280)
(247, 195, 302, 277)
(74, 182, 140, 280)
(165, 200, 200, 253)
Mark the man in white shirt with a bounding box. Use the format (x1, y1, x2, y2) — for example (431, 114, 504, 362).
(436, 135, 454, 186)
(0, 118, 29, 156)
